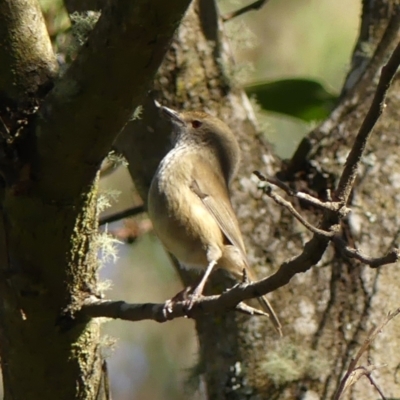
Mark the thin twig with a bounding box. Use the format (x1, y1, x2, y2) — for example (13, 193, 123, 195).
(335, 41, 400, 203)
(256, 41, 400, 272)
(338, 365, 380, 399)
(222, 0, 270, 22)
(99, 205, 145, 226)
(253, 171, 350, 215)
(333, 236, 400, 268)
(366, 373, 387, 400)
(255, 174, 399, 267)
(260, 183, 337, 238)
(333, 308, 400, 400)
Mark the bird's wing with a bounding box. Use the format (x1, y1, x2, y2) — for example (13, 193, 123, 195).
(191, 159, 283, 336)
(190, 158, 246, 257)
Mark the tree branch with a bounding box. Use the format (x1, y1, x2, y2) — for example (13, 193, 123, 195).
(333, 236, 400, 268)
(35, 0, 191, 200)
(259, 182, 338, 238)
(85, 43, 400, 326)
(82, 227, 398, 323)
(99, 205, 145, 226)
(253, 171, 350, 214)
(222, 0, 270, 22)
(253, 171, 400, 269)
(79, 271, 300, 323)
(0, 0, 57, 103)
(365, 373, 387, 400)
(79, 234, 339, 324)
(333, 308, 400, 400)
(250, 42, 400, 304)
(335, 41, 400, 203)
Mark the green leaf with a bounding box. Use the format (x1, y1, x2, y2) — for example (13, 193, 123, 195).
(245, 78, 337, 122)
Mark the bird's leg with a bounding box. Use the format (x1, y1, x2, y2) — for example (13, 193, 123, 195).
(192, 260, 217, 297)
(186, 260, 217, 309)
(163, 260, 218, 316)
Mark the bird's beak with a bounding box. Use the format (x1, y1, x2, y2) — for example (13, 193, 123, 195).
(155, 101, 185, 126)
(161, 106, 185, 126)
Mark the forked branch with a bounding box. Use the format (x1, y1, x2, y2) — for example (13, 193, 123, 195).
(81, 35, 400, 325)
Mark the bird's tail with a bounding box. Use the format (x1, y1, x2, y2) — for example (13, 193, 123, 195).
(256, 294, 282, 337)
(244, 266, 282, 337)
(221, 247, 282, 336)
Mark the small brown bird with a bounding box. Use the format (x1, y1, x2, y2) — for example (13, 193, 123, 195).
(148, 105, 282, 335)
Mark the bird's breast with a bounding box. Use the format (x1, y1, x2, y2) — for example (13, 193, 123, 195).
(148, 148, 224, 269)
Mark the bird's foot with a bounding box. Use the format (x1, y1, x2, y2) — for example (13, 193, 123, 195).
(184, 274, 211, 312)
(163, 286, 193, 319)
(184, 290, 202, 312)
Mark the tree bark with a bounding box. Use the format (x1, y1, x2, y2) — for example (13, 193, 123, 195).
(116, 0, 400, 399)
(0, 1, 191, 399)
(0, 0, 57, 104)
(286, 3, 400, 398)
(116, 1, 289, 398)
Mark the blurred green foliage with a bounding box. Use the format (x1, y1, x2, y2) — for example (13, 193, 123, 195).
(222, 0, 360, 157)
(246, 78, 337, 122)
(39, 0, 70, 46)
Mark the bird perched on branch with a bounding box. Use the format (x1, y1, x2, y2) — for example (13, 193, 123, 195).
(148, 105, 282, 336)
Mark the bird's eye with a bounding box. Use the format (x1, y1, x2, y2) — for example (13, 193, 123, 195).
(191, 120, 202, 129)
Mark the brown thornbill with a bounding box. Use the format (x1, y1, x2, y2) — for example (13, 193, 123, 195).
(148, 105, 282, 336)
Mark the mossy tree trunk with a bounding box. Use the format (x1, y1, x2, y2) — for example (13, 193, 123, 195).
(0, 0, 190, 399)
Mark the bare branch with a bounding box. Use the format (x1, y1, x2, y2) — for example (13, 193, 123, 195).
(333, 236, 400, 268)
(80, 285, 273, 323)
(81, 237, 336, 323)
(365, 373, 387, 400)
(222, 0, 270, 22)
(336, 365, 384, 400)
(84, 262, 400, 326)
(335, 41, 400, 203)
(259, 182, 337, 238)
(334, 308, 400, 400)
(0, 0, 57, 102)
(253, 171, 350, 214)
(254, 42, 400, 280)
(255, 170, 400, 269)
(99, 205, 145, 226)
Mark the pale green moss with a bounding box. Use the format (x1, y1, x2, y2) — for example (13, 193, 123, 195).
(261, 342, 330, 385)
